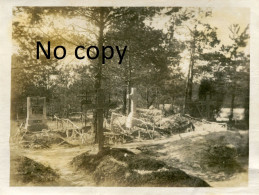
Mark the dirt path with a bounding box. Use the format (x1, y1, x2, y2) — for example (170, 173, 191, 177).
(21, 145, 95, 186)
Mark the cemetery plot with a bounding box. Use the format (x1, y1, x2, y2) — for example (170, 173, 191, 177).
(10, 95, 248, 186)
(11, 7, 250, 188)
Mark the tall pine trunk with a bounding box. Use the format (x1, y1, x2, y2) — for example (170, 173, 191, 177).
(184, 28, 196, 114)
(229, 77, 237, 125)
(229, 60, 237, 125)
(93, 8, 105, 151)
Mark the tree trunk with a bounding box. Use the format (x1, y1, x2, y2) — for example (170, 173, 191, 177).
(184, 29, 196, 114)
(229, 59, 237, 125)
(229, 91, 235, 123)
(93, 8, 105, 151)
(97, 89, 104, 151)
(188, 29, 196, 104)
(188, 54, 194, 102)
(244, 75, 249, 129)
(184, 65, 191, 114)
(229, 73, 237, 124)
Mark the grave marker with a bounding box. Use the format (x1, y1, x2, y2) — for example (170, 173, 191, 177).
(126, 88, 138, 129)
(25, 97, 48, 131)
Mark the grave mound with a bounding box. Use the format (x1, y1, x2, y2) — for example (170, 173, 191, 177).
(22, 131, 74, 149)
(137, 108, 195, 135)
(71, 148, 210, 187)
(10, 154, 59, 186)
(199, 131, 248, 174)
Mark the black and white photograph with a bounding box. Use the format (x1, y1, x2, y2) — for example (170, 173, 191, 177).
(9, 6, 250, 187)
(1, 1, 259, 194)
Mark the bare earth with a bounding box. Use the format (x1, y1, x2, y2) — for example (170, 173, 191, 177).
(10, 127, 248, 187)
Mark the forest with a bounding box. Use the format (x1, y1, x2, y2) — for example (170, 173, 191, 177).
(11, 7, 249, 124)
(10, 7, 250, 187)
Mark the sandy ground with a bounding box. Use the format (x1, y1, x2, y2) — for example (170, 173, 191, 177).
(11, 145, 96, 186)
(10, 119, 248, 187)
(115, 129, 248, 187)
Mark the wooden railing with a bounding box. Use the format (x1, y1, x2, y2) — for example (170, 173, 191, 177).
(54, 115, 87, 144)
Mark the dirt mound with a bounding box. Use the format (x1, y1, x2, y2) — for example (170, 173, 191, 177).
(125, 169, 209, 187)
(159, 114, 194, 133)
(93, 156, 129, 186)
(10, 154, 59, 186)
(127, 155, 167, 170)
(72, 148, 134, 172)
(21, 131, 73, 149)
(71, 148, 210, 187)
(199, 131, 248, 174)
(137, 108, 163, 124)
(137, 130, 248, 184)
(138, 108, 194, 135)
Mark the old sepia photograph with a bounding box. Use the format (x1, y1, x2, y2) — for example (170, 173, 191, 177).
(10, 7, 249, 187)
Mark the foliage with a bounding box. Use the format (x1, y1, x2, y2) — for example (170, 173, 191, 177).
(11, 7, 249, 124)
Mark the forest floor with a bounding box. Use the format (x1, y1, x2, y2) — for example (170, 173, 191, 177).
(9, 119, 248, 187)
